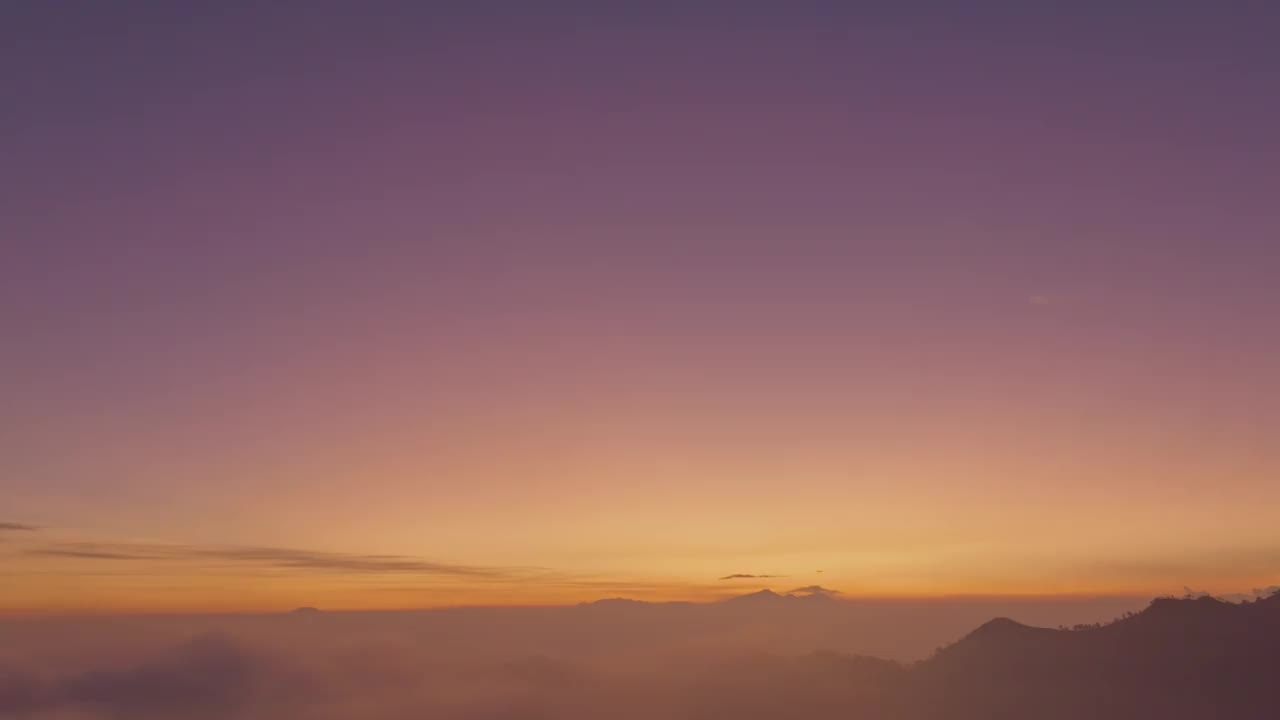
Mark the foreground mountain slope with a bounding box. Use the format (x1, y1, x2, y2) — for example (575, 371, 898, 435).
(896, 593, 1280, 719)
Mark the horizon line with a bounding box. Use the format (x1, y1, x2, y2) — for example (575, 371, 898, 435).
(0, 590, 1164, 618)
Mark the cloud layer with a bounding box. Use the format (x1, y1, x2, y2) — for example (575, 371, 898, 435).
(22, 541, 519, 577)
(0, 593, 1212, 720)
(0, 615, 907, 720)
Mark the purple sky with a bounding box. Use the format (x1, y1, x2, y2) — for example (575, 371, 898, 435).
(3, 2, 1279, 610)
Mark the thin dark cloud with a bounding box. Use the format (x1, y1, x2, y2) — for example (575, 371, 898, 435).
(720, 574, 783, 580)
(0, 522, 39, 532)
(195, 546, 502, 576)
(29, 548, 166, 561)
(25, 541, 515, 577)
(20, 542, 715, 599)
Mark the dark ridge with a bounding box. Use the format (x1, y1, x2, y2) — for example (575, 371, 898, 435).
(579, 598, 650, 608)
(1105, 594, 1249, 634)
(722, 588, 841, 604)
(722, 589, 784, 603)
(902, 592, 1280, 719)
(968, 616, 1033, 636)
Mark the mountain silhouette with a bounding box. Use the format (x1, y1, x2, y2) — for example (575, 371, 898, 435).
(893, 593, 1280, 719)
(722, 589, 788, 605)
(3, 591, 1278, 718)
(722, 588, 839, 606)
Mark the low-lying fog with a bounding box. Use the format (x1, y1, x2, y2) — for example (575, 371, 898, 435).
(1, 592, 1142, 719)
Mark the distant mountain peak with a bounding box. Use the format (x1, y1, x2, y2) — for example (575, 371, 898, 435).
(582, 597, 648, 607)
(788, 585, 840, 600)
(970, 616, 1032, 636)
(724, 589, 785, 604)
(722, 587, 841, 605)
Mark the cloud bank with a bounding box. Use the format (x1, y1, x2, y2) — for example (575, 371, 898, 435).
(0, 620, 905, 720)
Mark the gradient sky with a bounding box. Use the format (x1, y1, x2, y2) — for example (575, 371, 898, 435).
(3, 2, 1279, 612)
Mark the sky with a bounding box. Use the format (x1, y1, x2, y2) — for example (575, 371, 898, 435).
(3, 1, 1279, 613)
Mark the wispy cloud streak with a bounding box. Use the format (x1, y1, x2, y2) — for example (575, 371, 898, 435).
(0, 522, 40, 532)
(26, 541, 517, 577)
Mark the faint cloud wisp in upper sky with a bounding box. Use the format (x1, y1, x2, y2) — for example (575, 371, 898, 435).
(23, 540, 522, 577)
(0, 522, 40, 532)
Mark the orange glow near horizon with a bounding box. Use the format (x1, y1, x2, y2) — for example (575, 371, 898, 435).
(5, 4, 1279, 615)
